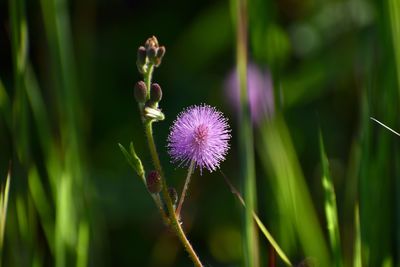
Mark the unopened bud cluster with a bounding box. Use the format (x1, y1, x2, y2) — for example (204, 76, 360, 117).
(136, 36, 166, 73)
(134, 36, 166, 122)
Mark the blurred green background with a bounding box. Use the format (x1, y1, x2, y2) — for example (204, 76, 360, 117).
(0, 0, 400, 266)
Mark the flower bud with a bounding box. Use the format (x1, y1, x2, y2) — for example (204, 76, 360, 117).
(136, 46, 147, 73)
(145, 36, 159, 50)
(168, 187, 178, 205)
(146, 170, 162, 193)
(134, 81, 147, 103)
(156, 46, 166, 59)
(147, 47, 157, 61)
(150, 83, 162, 103)
(154, 46, 166, 67)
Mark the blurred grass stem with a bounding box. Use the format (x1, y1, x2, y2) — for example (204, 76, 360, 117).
(235, 0, 259, 265)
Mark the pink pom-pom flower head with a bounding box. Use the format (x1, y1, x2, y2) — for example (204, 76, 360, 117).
(167, 105, 231, 173)
(224, 63, 275, 125)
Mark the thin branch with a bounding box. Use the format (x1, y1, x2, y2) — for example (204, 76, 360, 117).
(176, 160, 195, 217)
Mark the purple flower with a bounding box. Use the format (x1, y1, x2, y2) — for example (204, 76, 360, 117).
(167, 105, 231, 173)
(224, 63, 275, 124)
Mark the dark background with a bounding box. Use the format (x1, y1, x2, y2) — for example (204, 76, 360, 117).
(1, 0, 399, 266)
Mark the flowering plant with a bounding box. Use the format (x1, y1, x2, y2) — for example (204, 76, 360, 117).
(119, 36, 232, 267)
(119, 36, 293, 267)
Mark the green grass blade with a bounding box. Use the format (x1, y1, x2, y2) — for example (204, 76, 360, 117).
(0, 79, 11, 129)
(9, 0, 30, 162)
(39, 0, 80, 123)
(76, 221, 89, 267)
(39, 2, 91, 267)
(24, 65, 61, 199)
(24, 65, 53, 156)
(353, 203, 362, 267)
(319, 131, 343, 267)
(388, 1, 400, 259)
(0, 166, 11, 252)
(55, 173, 76, 267)
(259, 116, 330, 266)
(388, 0, 400, 92)
(28, 167, 55, 254)
(16, 195, 28, 243)
(39, 0, 84, 190)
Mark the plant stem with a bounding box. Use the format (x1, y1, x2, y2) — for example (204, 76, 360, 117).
(144, 64, 154, 100)
(144, 121, 203, 267)
(131, 159, 169, 225)
(152, 194, 170, 225)
(176, 160, 195, 217)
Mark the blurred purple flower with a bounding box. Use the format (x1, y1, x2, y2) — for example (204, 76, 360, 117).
(224, 63, 275, 124)
(167, 105, 231, 173)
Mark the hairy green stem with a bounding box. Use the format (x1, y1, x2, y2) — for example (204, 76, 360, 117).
(152, 193, 170, 225)
(144, 122, 203, 267)
(144, 64, 154, 100)
(176, 160, 195, 217)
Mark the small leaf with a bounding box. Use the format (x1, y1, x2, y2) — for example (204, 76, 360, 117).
(119, 143, 134, 168)
(118, 143, 145, 183)
(130, 142, 145, 178)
